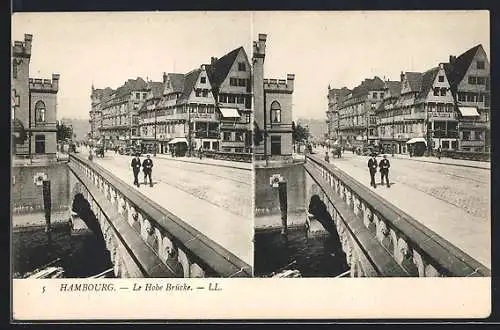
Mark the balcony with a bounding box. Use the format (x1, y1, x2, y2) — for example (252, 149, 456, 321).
(194, 131, 220, 139)
(220, 121, 250, 130)
(460, 139, 485, 147)
(220, 140, 245, 148)
(32, 121, 57, 132)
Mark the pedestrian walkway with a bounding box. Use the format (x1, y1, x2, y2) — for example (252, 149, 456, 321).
(92, 158, 253, 266)
(149, 154, 252, 171)
(316, 155, 490, 269)
(313, 146, 490, 170)
(392, 153, 490, 170)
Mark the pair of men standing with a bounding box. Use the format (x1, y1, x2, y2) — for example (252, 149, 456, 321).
(368, 154, 391, 188)
(131, 154, 154, 187)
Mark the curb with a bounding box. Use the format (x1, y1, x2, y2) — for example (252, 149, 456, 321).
(155, 155, 251, 171)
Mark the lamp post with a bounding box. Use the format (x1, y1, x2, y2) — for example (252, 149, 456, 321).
(153, 103, 157, 157)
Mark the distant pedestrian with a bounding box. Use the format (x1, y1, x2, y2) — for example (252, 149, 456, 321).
(368, 154, 378, 188)
(379, 154, 391, 188)
(324, 152, 329, 163)
(199, 146, 203, 160)
(131, 154, 141, 187)
(142, 154, 154, 187)
(437, 146, 442, 159)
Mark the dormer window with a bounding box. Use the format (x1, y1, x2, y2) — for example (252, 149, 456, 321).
(477, 60, 485, 69)
(238, 62, 246, 71)
(200, 77, 206, 84)
(433, 87, 440, 96)
(438, 75, 444, 82)
(440, 88, 447, 96)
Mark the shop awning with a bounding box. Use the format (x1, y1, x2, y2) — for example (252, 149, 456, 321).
(168, 137, 188, 145)
(406, 137, 427, 145)
(458, 106, 480, 117)
(219, 107, 240, 118)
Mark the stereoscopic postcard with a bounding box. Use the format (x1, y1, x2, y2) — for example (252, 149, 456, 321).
(11, 10, 491, 321)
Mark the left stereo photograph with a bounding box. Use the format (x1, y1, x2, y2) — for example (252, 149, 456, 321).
(11, 12, 254, 279)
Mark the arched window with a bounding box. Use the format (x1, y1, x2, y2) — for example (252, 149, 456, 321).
(270, 101, 281, 123)
(35, 101, 46, 123)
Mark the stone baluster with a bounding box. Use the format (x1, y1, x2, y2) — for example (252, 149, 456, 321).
(425, 264, 441, 277)
(352, 194, 360, 216)
(134, 213, 143, 234)
(412, 249, 426, 277)
(190, 263, 205, 278)
(177, 249, 191, 278)
(127, 205, 137, 226)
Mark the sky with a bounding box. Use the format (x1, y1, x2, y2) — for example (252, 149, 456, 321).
(12, 11, 489, 121)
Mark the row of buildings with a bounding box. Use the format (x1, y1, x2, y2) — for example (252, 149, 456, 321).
(326, 44, 490, 153)
(89, 46, 254, 155)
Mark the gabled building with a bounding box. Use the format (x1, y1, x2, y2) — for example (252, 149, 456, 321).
(376, 66, 457, 154)
(326, 86, 351, 142)
(12, 34, 60, 162)
(444, 44, 490, 152)
(156, 72, 186, 153)
(206, 47, 252, 154)
(337, 76, 385, 148)
(175, 66, 220, 153)
(138, 80, 164, 152)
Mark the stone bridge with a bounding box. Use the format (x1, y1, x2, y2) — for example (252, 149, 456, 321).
(68, 153, 252, 278)
(304, 154, 490, 277)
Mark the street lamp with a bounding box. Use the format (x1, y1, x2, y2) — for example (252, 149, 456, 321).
(154, 104, 157, 157)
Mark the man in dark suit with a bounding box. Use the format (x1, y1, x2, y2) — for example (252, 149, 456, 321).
(367, 154, 378, 188)
(131, 154, 141, 187)
(379, 154, 391, 188)
(142, 154, 154, 187)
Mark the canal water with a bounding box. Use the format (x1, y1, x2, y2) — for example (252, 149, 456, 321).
(254, 227, 350, 277)
(12, 224, 113, 278)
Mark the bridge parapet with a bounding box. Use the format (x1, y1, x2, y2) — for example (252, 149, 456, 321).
(68, 154, 252, 278)
(304, 154, 490, 277)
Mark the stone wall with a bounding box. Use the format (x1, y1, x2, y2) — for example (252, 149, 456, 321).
(254, 162, 306, 216)
(11, 163, 71, 215)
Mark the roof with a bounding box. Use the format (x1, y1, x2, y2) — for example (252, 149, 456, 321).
(444, 45, 482, 89)
(177, 69, 201, 104)
(350, 76, 385, 98)
(205, 47, 243, 91)
(149, 81, 164, 99)
(458, 106, 480, 117)
(404, 72, 423, 92)
(219, 107, 240, 118)
(417, 67, 440, 99)
(115, 77, 148, 97)
(385, 81, 402, 98)
(168, 73, 185, 93)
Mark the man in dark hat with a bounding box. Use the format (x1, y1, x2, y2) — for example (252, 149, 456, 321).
(379, 154, 391, 188)
(367, 153, 378, 188)
(142, 154, 154, 187)
(131, 153, 141, 187)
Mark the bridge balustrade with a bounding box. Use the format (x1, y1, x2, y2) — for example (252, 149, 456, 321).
(304, 154, 490, 277)
(68, 153, 252, 278)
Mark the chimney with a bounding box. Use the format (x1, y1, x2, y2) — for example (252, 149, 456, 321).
(163, 72, 167, 83)
(210, 57, 218, 65)
(449, 55, 456, 63)
(400, 71, 405, 83)
(52, 73, 60, 91)
(287, 73, 295, 91)
(24, 34, 33, 55)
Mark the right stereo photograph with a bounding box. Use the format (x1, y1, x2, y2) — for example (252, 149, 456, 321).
(252, 11, 491, 278)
